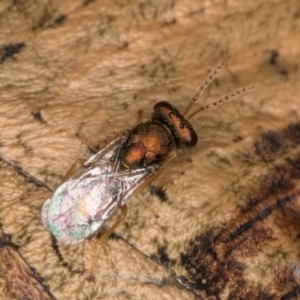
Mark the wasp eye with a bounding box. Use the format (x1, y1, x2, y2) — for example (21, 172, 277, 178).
(186, 130, 198, 148)
(153, 101, 173, 121)
(153, 101, 171, 111)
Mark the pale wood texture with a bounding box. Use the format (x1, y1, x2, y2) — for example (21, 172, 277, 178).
(0, 0, 300, 299)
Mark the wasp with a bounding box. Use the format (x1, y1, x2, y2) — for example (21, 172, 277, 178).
(41, 59, 253, 248)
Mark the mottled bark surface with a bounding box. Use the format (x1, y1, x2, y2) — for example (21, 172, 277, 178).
(0, 0, 300, 299)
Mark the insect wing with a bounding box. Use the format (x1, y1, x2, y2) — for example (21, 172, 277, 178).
(41, 132, 158, 245)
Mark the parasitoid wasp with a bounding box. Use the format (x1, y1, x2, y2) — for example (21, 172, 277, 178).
(42, 58, 253, 252)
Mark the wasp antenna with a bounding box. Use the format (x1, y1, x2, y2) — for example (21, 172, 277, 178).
(183, 57, 228, 116)
(187, 85, 255, 120)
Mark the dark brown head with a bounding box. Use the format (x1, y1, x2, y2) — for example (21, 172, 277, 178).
(152, 101, 198, 149)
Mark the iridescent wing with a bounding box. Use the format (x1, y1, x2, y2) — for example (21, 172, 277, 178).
(41, 132, 158, 245)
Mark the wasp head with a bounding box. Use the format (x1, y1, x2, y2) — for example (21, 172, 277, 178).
(152, 101, 198, 149)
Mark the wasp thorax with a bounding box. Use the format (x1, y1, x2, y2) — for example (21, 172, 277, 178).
(119, 121, 173, 169)
(152, 101, 198, 149)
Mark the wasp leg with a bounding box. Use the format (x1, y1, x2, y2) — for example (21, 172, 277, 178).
(133, 148, 178, 195)
(62, 158, 86, 181)
(98, 204, 128, 245)
(19, 190, 51, 205)
(138, 109, 144, 123)
(24, 158, 87, 203)
(132, 151, 178, 217)
(137, 109, 149, 123)
(132, 170, 164, 219)
(87, 204, 128, 278)
(134, 168, 164, 195)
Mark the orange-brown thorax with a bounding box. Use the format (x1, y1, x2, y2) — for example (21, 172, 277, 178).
(120, 122, 172, 169)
